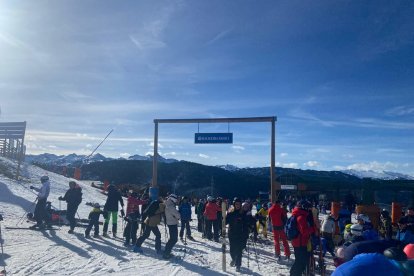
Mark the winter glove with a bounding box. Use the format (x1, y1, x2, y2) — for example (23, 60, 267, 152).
(58, 196, 63, 201)
(120, 209, 125, 217)
(29, 186, 34, 189)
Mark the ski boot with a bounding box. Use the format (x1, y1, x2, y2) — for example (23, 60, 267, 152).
(187, 236, 195, 241)
(29, 224, 38, 229)
(236, 266, 241, 272)
(133, 246, 143, 253)
(162, 252, 173, 259)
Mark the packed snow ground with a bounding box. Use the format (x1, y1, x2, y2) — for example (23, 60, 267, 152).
(0, 158, 335, 275)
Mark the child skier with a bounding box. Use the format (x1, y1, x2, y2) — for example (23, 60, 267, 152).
(85, 203, 104, 238)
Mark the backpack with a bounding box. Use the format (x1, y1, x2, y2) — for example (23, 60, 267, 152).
(285, 215, 299, 241)
(141, 200, 160, 221)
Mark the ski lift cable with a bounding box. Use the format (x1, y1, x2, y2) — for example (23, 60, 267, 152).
(82, 129, 113, 166)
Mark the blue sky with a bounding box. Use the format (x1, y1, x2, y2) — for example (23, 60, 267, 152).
(1, 1, 413, 175)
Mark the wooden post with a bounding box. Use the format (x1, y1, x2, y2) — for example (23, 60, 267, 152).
(271, 118, 276, 202)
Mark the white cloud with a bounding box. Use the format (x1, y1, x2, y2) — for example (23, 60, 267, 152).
(120, 153, 130, 158)
(164, 151, 177, 156)
(206, 28, 234, 45)
(232, 145, 245, 153)
(280, 152, 288, 157)
(199, 153, 209, 159)
(304, 161, 320, 167)
(386, 106, 414, 116)
(281, 163, 298, 169)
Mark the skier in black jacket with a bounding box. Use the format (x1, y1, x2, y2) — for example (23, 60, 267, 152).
(226, 197, 249, 272)
(103, 184, 124, 237)
(59, 181, 82, 233)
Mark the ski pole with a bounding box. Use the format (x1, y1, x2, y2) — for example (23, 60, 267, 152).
(0, 221, 6, 276)
(16, 199, 37, 226)
(58, 200, 61, 230)
(252, 239, 260, 271)
(247, 240, 250, 268)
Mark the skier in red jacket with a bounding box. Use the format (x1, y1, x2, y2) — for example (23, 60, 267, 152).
(203, 196, 221, 241)
(268, 200, 291, 260)
(290, 200, 315, 276)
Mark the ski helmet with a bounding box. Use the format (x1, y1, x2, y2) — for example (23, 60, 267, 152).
(169, 194, 178, 204)
(404, 244, 414, 260)
(233, 197, 241, 205)
(345, 223, 353, 233)
(380, 209, 390, 218)
(242, 202, 250, 210)
(93, 203, 101, 208)
(336, 246, 345, 259)
(40, 175, 49, 183)
(207, 196, 214, 202)
(350, 224, 363, 236)
(356, 214, 370, 223)
(297, 200, 312, 209)
(383, 247, 407, 261)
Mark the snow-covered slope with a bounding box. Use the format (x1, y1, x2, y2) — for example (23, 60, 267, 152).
(0, 158, 335, 275)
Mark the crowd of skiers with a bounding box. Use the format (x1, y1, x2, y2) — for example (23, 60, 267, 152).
(23, 176, 414, 275)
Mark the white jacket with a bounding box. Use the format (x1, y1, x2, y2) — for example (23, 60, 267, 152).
(33, 180, 50, 200)
(164, 198, 180, 225)
(321, 215, 335, 234)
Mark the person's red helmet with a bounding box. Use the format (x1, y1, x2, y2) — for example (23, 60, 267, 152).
(404, 243, 414, 259)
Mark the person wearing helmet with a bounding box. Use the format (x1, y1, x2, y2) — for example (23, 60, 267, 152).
(85, 203, 104, 238)
(58, 181, 83, 234)
(203, 196, 221, 242)
(178, 196, 194, 242)
(397, 206, 414, 245)
(163, 194, 181, 259)
(256, 203, 269, 239)
(242, 200, 258, 242)
(357, 213, 379, 241)
(29, 175, 51, 229)
(343, 223, 353, 243)
(342, 239, 400, 263)
(379, 209, 392, 240)
(321, 214, 336, 257)
(268, 200, 290, 260)
(227, 197, 249, 272)
(290, 200, 315, 276)
(196, 198, 206, 236)
(103, 184, 124, 237)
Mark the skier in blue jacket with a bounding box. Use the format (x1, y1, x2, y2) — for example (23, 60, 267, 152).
(179, 196, 194, 241)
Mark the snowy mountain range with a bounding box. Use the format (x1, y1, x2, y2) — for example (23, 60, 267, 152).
(25, 153, 414, 180)
(340, 169, 414, 180)
(25, 153, 179, 166)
